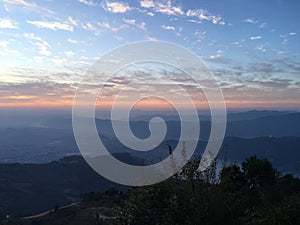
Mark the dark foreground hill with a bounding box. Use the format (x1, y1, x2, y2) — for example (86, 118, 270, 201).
(0, 154, 134, 218)
(1, 156, 300, 225)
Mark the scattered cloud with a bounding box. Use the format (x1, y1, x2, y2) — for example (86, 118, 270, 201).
(2, 0, 33, 7)
(0, 80, 74, 104)
(67, 17, 78, 26)
(24, 33, 51, 56)
(140, 0, 155, 8)
(0, 40, 10, 48)
(140, 0, 184, 16)
(147, 12, 154, 16)
(243, 18, 258, 24)
(98, 21, 128, 32)
(0, 39, 21, 56)
(78, 0, 96, 6)
(259, 22, 268, 29)
(103, 1, 131, 13)
(250, 35, 262, 40)
(67, 38, 79, 44)
(186, 9, 224, 25)
(122, 18, 147, 32)
(27, 20, 74, 31)
(122, 18, 136, 25)
(162, 25, 175, 31)
(34, 56, 44, 63)
(65, 51, 75, 57)
(280, 32, 296, 38)
(81, 22, 100, 35)
(187, 19, 202, 24)
(2, 0, 54, 14)
(255, 44, 266, 52)
(0, 18, 18, 29)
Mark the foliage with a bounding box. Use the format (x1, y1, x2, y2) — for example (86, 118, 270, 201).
(113, 155, 300, 225)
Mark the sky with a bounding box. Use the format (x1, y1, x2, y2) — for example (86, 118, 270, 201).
(0, 0, 299, 110)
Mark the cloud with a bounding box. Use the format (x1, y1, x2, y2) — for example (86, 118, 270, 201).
(81, 22, 100, 34)
(0, 39, 21, 56)
(186, 9, 224, 24)
(27, 20, 74, 31)
(140, 0, 184, 16)
(67, 17, 78, 26)
(2, 0, 54, 14)
(67, 38, 79, 44)
(162, 25, 175, 31)
(98, 21, 128, 32)
(78, 0, 96, 6)
(24, 33, 51, 56)
(259, 22, 268, 29)
(137, 22, 147, 31)
(280, 32, 296, 38)
(243, 18, 258, 24)
(123, 18, 136, 25)
(103, 1, 131, 13)
(65, 51, 75, 57)
(250, 35, 262, 40)
(187, 19, 202, 24)
(0, 40, 10, 48)
(140, 0, 155, 8)
(0, 18, 18, 29)
(2, 0, 33, 7)
(147, 12, 154, 16)
(255, 44, 266, 52)
(0, 81, 74, 104)
(34, 56, 44, 63)
(122, 18, 147, 32)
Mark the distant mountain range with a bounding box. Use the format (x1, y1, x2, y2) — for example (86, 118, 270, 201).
(0, 110, 299, 217)
(0, 111, 299, 166)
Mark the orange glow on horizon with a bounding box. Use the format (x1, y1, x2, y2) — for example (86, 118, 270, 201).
(0, 97, 299, 110)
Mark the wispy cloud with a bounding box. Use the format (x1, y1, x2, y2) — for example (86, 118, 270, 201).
(280, 32, 297, 38)
(0, 80, 75, 105)
(140, 0, 155, 8)
(67, 17, 78, 26)
(140, 0, 184, 16)
(67, 38, 79, 44)
(0, 39, 20, 56)
(2, 0, 54, 14)
(24, 33, 51, 56)
(0, 18, 18, 29)
(2, 0, 33, 7)
(243, 18, 258, 24)
(259, 22, 268, 29)
(27, 20, 74, 31)
(98, 21, 128, 32)
(78, 0, 96, 6)
(123, 18, 136, 25)
(250, 35, 262, 40)
(122, 18, 147, 32)
(81, 22, 100, 35)
(186, 9, 224, 25)
(65, 51, 75, 57)
(255, 44, 266, 52)
(103, 1, 131, 13)
(162, 25, 175, 31)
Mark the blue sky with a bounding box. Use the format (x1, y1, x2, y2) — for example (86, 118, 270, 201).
(0, 0, 299, 109)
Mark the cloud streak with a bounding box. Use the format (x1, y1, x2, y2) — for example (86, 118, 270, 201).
(27, 20, 74, 31)
(0, 18, 18, 29)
